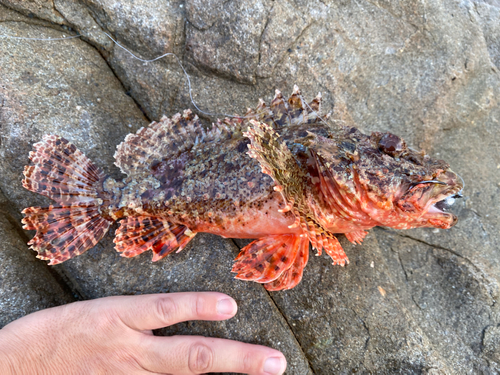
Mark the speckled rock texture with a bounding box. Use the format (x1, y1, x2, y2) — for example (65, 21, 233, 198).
(0, 0, 499, 373)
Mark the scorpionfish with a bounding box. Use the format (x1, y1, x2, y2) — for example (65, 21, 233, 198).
(22, 86, 463, 291)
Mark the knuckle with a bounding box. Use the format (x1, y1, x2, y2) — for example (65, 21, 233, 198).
(195, 294, 206, 317)
(188, 342, 213, 374)
(243, 351, 256, 373)
(114, 348, 144, 370)
(154, 297, 178, 325)
(81, 303, 121, 334)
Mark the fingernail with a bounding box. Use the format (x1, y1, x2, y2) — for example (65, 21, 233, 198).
(263, 357, 285, 375)
(216, 298, 236, 315)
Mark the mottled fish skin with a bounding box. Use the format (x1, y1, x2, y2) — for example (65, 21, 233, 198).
(102, 112, 300, 239)
(22, 85, 464, 291)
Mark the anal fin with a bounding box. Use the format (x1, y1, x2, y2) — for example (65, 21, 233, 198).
(232, 234, 309, 289)
(114, 216, 195, 261)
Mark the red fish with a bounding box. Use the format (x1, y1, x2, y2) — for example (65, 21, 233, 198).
(22, 86, 463, 291)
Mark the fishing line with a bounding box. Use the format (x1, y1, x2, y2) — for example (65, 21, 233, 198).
(0, 30, 332, 126)
(0, 34, 81, 41)
(101, 32, 228, 119)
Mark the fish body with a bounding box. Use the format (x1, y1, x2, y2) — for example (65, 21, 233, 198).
(22, 86, 463, 290)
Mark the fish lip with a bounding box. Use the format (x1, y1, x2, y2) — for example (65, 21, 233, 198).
(424, 190, 462, 227)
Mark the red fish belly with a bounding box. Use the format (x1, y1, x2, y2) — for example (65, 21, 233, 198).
(192, 199, 302, 239)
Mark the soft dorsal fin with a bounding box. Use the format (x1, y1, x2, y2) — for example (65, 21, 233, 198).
(114, 110, 238, 178)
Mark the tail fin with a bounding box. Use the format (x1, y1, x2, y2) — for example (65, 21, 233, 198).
(22, 135, 113, 265)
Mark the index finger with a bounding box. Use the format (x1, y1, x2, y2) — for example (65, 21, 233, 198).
(105, 292, 238, 331)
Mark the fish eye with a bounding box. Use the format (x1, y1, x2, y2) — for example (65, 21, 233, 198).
(378, 133, 406, 157)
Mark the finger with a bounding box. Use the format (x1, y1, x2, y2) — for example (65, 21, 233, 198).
(140, 335, 287, 375)
(109, 292, 237, 331)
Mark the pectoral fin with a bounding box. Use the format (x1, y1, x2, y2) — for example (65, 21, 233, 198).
(244, 120, 307, 222)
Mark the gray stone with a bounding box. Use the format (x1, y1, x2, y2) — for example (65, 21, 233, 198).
(0, 0, 500, 373)
(53, 0, 114, 51)
(81, 0, 186, 57)
(483, 324, 500, 363)
(255, 1, 311, 79)
(185, 0, 268, 84)
(0, 0, 67, 24)
(475, 1, 500, 70)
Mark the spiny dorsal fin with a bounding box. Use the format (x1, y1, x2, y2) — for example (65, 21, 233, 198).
(244, 85, 326, 128)
(114, 109, 238, 178)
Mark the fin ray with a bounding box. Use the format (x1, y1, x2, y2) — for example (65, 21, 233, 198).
(345, 230, 368, 245)
(244, 120, 306, 225)
(23, 135, 106, 204)
(22, 204, 111, 265)
(114, 110, 236, 178)
(232, 234, 309, 286)
(22, 135, 113, 264)
(115, 216, 196, 261)
(244, 86, 325, 129)
(264, 237, 309, 291)
(322, 235, 349, 266)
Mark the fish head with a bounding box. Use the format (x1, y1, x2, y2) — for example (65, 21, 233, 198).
(367, 131, 463, 230)
(306, 129, 463, 231)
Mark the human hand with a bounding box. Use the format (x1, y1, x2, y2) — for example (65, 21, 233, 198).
(0, 292, 286, 374)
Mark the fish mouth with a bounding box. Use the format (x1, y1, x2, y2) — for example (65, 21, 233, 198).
(427, 192, 462, 226)
(423, 170, 464, 228)
(429, 191, 463, 213)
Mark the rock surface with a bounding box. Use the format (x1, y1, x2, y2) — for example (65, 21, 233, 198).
(1, 0, 500, 373)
